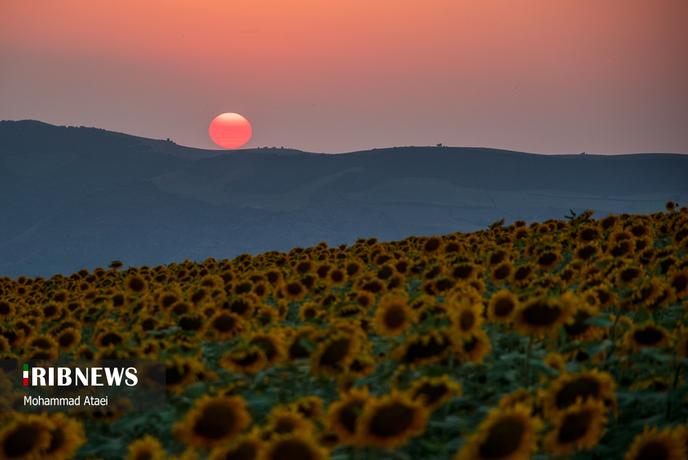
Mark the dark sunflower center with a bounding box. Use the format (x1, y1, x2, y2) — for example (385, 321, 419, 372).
(251, 338, 277, 361)
(273, 417, 298, 434)
(232, 350, 262, 367)
(193, 403, 237, 439)
(478, 416, 525, 459)
(493, 265, 510, 280)
(338, 400, 364, 434)
(213, 314, 238, 332)
(3, 425, 43, 458)
(635, 441, 669, 460)
(459, 311, 476, 331)
(99, 332, 123, 346)
(413, 383, 448, 406)
(318, 338, 351, 367)
(453, 265, 474, 279)
(671, 274, 687, 293)
(383, 306, 407, 329)
(368, 403, 415, 437)
(224, 441, 257, 460)
(133, 450, 154, 460)
(494, 298, 515, 317)
(564, 311, 591, 337)
(557, 410, 592, 444)
(269, 439, 317, 460)
(633, 327, 664, 346)
(401, 334, 449, 363)
(128, 278, 145, 292)
(522, 301, 561, 326)
(555, 377, 600, 410)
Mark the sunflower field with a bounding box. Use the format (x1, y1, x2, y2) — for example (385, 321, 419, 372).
(1, 205, 687, 460)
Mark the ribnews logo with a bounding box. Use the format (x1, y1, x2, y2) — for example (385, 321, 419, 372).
(1, 360, 165, 413)
(21, 363, 138, 387)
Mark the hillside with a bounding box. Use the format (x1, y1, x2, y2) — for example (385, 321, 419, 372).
(1, 120, 687, 276)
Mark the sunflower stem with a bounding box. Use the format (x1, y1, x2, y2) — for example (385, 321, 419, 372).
(524, 335, 534, 387)
(664, 357, 683, 421)
(602, 310, 622, 370)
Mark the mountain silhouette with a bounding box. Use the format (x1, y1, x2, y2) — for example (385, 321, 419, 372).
(1, 120, 687, 277)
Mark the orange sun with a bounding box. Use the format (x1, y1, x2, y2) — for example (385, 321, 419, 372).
(208, 112, 253, 149)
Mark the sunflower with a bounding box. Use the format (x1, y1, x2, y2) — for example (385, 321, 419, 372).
(125, 435, 166, 460)
(257, 433, 327, 460)
(491, 261, 513, 283)
(164, 357, 205, 392)
(125, 274, 148, 293)
(541, 370, 617, 417)
(221, 346, 268, 375)
(289, 396, 324, 421)
(622, 322, 671, 352)
(513, 293, 575, 338)
(563, 302, 604, 341)
(175, 395, 252, 449)
(407, 375, 461, 411)
(310, 332, 358, 376)
(0, 413, 53, 460)
(454, 404, 541, 460)
(286, 326, 317, 360)
(544, 399, 607, 456)
(326, 387, 369, 445)
(543, 352, 566, 373)
(488, 290, 518, 323)
(263, 408, 314, 439)
(669, 268, 688, 298)
(356, 391, 429, 449)
(282, 280, 306, 300)
(0, 300, 14, 319)
(206, 312, 244, 339)
(449, 299, 483, 334)
(453, 328, 492, 363)
(209, 431, 262, 460)
(39, 413, 86, 460)
(394, 330, 451, 366)
(248, 332, 286, 365)
(298, 302, 320, 321)
(624, 426, 686, 460)
(373, 295, 414, 336)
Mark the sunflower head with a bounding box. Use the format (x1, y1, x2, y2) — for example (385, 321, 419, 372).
(624, 426, 686, 460)
(326, 387, 369, 444)
(355, 391, 429, 450)
(174, 395, 252, 449)
(544, 399, 607, 456)
(258, 433, 328, 460)
(541, 370, 617, 417)
(454, 404, 541, 460)
(488, 290, 518, 323)
(0, 413, 53, 460)
(373, 295, 414, 336)
(126, 435, 166, 460)
(407, 375, 461, 411)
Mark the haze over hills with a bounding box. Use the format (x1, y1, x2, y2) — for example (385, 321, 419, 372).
(1, 120, 687, 277)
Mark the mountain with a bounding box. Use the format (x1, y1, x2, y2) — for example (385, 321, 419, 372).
(1, 119, 687, 277)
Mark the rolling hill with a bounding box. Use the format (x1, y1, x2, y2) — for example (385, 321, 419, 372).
(1, 120, 687, 276)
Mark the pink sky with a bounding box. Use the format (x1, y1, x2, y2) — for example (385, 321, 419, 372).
(1, 0, 687, 153)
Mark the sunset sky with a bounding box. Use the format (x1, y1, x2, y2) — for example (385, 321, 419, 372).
(1, 0, 687, 153)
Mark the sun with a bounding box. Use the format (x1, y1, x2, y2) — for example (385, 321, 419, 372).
(208, 112, 252, 149)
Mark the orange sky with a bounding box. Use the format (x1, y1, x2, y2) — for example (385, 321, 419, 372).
(1, 0, 687, 152)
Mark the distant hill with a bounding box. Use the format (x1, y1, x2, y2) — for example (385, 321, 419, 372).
(1, 119, 687, 277)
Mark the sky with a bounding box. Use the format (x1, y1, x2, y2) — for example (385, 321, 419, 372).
(1, 0, 687, 153)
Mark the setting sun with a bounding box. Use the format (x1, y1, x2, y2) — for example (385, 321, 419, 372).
(208, 112, 252, 149)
